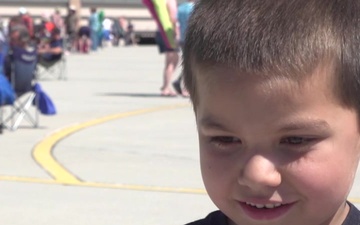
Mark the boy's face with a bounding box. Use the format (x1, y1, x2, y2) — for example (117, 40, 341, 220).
(195, 65, 360, 225)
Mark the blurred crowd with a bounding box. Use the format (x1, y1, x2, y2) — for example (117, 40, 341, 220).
(0, 5, 137, 59)
(0, 5, 138, 83)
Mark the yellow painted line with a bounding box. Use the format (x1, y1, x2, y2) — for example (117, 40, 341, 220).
(0, 175, 59, 185)
(81, 181, 207, 194)
(0, 175, 360, 201)
(32, 104, 189, 184)
(0, 175, 206, 194)
(348, 198, 360, 204)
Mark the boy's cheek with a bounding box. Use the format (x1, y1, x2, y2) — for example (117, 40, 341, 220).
(199, 141, 242, 191)
(355, 139, 360, 159)
(200, 142, 228, 176)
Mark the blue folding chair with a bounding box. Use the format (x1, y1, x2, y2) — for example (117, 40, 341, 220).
(2, 46, 39, 130)
(0, 72, 15, 134)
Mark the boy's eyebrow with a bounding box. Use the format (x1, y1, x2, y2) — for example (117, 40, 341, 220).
(199, 116, 331, 133)
(278, 119, 331, 132)
(198, 116, 231, 132)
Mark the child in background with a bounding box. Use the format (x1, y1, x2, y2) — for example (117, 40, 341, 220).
(182, 0, 360, 224)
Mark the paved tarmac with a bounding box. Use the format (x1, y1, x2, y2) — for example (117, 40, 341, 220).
(0, 46, 359, 225)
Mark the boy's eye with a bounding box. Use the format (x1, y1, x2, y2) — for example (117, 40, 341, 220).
(209, 136, 241, 148)
(280, 136, 313, 145)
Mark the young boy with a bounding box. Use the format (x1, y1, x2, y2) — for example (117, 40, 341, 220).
(182, 0, 360, 225)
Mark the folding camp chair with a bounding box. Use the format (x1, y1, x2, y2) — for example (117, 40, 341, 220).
(0, 72, 16, 133)
(36, 35, 67, 81)
(36, 52, 67, 80)
(1, 55, 39, 131)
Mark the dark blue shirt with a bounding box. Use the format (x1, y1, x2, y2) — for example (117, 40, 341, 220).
(12, 46, 37, 64)
(186, 202, 360, 225)
(42, 39, 62, 61)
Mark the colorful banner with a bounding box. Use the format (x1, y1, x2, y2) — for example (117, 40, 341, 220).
(142, 0, 176, 49)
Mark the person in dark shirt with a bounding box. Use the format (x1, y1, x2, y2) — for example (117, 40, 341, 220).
(3, 29, 36, 82)
(38, 27, 63, 63)
(182, 0, 360, 225)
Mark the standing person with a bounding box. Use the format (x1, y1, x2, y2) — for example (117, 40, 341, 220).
(177, 0, 194, 47)
(111, 17, 125, 46)
(182, 0, 360, 225)
(118, 16, 128, 45)
(172, 0, 194, 97)
(51, 8, 65, 38)
(102, 18, 113, 47)
(153, 0, 179, 96)
(41, 12, 55, 35)
(119, 16, 128, 33)
(89, 7, 100, 51)
(125, 20, 137, 46)
(97, 9, 105, 48)
(65, 5, 78, 52)
(18, 7, 34, 39)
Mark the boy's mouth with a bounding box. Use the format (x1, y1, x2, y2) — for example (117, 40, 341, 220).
(245, 202, 283, 209)
(239, 201, 295, 220)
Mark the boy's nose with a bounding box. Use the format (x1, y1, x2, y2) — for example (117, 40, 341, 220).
(238, 155, 281, 192)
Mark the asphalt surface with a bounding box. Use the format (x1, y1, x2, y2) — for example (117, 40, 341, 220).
(0, 46, 359, 225)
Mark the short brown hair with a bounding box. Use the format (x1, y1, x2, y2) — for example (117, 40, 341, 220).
(183, 0, 360, 111)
